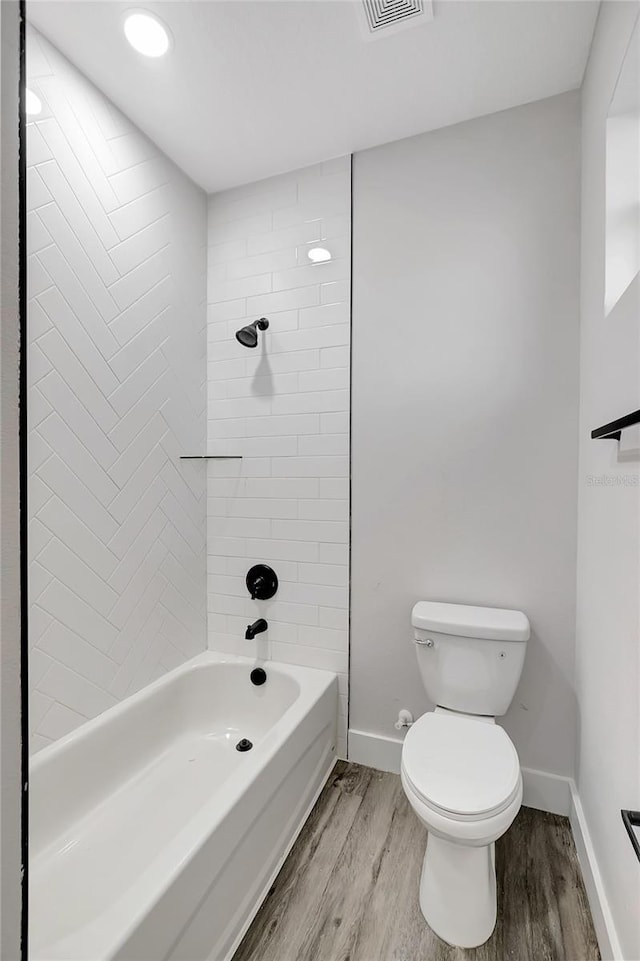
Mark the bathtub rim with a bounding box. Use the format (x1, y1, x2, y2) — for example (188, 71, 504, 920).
(30, 651, 332, 777)
(29, 651, 337, 961)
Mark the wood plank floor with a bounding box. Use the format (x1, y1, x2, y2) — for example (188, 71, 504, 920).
(232, 762, 600, 961)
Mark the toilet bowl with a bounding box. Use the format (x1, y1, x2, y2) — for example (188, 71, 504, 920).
(401, 709, 522, 948)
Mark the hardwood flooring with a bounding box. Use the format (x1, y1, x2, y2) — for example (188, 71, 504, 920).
(232, 762, 600, 961)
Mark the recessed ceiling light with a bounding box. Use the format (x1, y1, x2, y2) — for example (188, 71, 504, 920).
(307, 247, 332, 263)
(123, 11, 171, 58)
(25, 88, 42, 116)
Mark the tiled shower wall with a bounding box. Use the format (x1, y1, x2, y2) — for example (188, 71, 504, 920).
(27, 27, 207, 752)
(206, 160, 351, 756)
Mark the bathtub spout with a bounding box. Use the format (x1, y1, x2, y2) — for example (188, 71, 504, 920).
(245, 618, 268, 640)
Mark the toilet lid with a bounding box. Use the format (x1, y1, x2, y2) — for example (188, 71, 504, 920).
(402, 713, 520, 819)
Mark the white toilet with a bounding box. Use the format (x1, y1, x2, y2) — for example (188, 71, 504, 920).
(401, 600, 530, 949)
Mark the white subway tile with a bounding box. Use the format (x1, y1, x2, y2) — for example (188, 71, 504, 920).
(208, 593, 253, 617)
(207, 239, 247, 266)
(321, 345, 350, 368)
(267, 325, 349, 354)
(210, 182, 297, 224)
(243, 478, 318, 499)
(247, 221, 322, 256)
(207, 574, 245, 597)
(299, 563, 348, 587)
(263, 619, 299, 644)
(297, 235, 350, 264)
(272, 259, 346, 292)
(207, 358, 246, 380)
(321, 412, 349, 433)
(244, 537, 319, 562)
(271, 390, 348, 415)
(298, 172, 350, 208)
(272, 519, 347, 544)
(228, 497, 298, 519)
(246, 349, 320, 374)
(299, 302, 349, 328)
(272, 205, 323, 230)
(298, 498, 348, 520)
(319, 606, 349, 630)
(319, 478, 349, 499)
(207, 417, 246, 439)
(278, 582, 348, 609)
(207, 299, 247, 324)
(264, 600, 318, 626)
(298, 435, 349, 457)
(303, 626, 348, 651)
(227, 247, 296, 280)
(299, 369, 349, 392)
(239, 436, 297, 457)
(271, 456, 348, 477)
(211, 395, 272, 419)
(207, 477, 246, 498)
(320, 279, 350, 305)
(270, 642, 347, 675)
(226, 372, 298, 398)
(213, 457, 271, 477)
(208, 536, 246, 557)
(208, 272, 271, 305)
(208, 516, 270, 539)
(250, 308, 299, 334)
(207, 212, 272, 244)
(244, 413, 319, 436)
(225, 556, 298, 582)
(246, 285, 320, 315)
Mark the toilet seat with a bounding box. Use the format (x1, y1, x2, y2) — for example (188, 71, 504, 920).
(401, 712, 520, 821)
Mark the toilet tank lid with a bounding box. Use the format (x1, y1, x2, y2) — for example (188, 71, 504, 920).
(412, 601, 530, 642)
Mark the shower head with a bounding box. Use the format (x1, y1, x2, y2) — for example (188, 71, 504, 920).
(235, 317, 269, 348)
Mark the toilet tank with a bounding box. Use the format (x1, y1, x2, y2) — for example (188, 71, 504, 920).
(412, 601, 530, 716)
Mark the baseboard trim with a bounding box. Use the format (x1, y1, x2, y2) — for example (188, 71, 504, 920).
(348, 729, 572, 814)
(569, 785, 622, 961)
(348, 729, 403, 774)
(520, 765, 572, 816)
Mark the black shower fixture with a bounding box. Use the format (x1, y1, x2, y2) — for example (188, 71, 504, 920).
(235, 317, 269, 348)
(245, 564, 278, 600)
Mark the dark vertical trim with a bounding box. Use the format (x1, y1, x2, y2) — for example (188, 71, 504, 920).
(18, 2, 29, 958)
(346, 153, 353, 757)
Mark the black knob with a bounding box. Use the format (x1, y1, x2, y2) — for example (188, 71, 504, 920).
(246, 564, 278, 600)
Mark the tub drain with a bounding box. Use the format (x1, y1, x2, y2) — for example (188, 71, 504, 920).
(236, 738, 253, 752)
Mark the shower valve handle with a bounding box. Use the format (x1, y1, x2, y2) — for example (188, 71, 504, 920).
(245, 564, 278, 601)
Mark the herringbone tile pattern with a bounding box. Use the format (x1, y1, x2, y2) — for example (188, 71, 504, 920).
(27, 26, 208, 753)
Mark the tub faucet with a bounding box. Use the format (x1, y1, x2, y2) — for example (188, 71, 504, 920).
(245, 618, 268, 641)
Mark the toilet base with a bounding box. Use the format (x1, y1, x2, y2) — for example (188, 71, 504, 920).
(419, 833, 496, 948)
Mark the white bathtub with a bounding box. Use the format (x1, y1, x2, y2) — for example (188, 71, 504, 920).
(29, 652, 337, 961)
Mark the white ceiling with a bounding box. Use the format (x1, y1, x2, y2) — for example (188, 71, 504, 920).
(27, 0, 599, 194)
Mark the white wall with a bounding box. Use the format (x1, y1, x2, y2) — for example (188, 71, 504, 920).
(577, 3, 640, 957)
(1, 1, 24, 955)
(351, 93, 581, 779)
(27, 27, 208, 753)
(206, 160, 350, 757)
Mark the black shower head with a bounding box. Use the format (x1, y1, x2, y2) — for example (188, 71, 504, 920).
(235, 317, 269, 348)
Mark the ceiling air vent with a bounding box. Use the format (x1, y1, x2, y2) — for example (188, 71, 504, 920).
(358, 0, 433, 40)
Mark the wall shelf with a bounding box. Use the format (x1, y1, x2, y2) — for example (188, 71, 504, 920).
(590, 409, 640, 441)
(179, 455, 243, 460)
